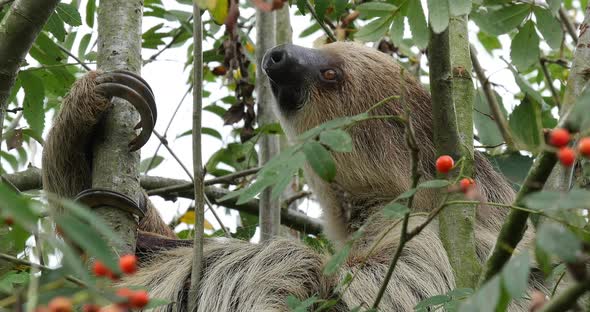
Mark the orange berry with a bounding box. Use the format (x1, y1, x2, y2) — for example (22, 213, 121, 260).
(82, 304, 100, 312)
(48, 297, 72, 312)
(578, 137, 590, 157)
(435, 155, 454, 174)
(558, 147, 576, 167)
(130, 290, 150, 308)
(119, 254, 137, 275)
(92, 260, 109, 277)
(459, 178, 475, 193)
(549, 128, 570, 147)
(107, 270, 120, 281)
(116, 288, 134, 306)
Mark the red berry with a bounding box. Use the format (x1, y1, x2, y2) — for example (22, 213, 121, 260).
(48, 297, 72, 312)
(459, 178, 475, 193)
(119, 254, 137, 275)
(558, 147, 576, 167)
(4, 217, 14, 226)
(130, 290, 150, 308)
(436, 155, 454, 174)
(92, 260, 109, 277)
(82, 304, 100, 312)
(578, 137, 590, 157)
(549, 128, 570, 147)
(107, 270, 120, 281)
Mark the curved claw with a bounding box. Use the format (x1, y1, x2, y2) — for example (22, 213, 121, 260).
(96, 71, 157, 124)
(95, 82, 154, 152)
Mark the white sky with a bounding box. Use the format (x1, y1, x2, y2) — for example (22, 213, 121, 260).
(8, 0, 582, 238)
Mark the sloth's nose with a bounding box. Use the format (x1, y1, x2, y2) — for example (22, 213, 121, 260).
(262, 44, 298, 84)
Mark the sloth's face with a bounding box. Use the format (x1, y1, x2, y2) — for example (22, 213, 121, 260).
(262, 44, 344, 113)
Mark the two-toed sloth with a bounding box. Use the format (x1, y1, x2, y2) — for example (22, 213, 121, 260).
(42, 42, 540, 311)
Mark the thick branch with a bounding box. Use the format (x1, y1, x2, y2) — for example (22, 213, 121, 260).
(188, 3, 204, 311)
(539, 278, 590, 312)
(429, 22, 480, 288)
(0, 0, 61, 143)
(1, 168, 323, 235)
(255, 3, 280, 241)
(93, 0, 144, 255)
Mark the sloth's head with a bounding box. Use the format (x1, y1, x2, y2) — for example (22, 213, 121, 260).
(262, 42, 434, 200)
(262, 42, 428, 137)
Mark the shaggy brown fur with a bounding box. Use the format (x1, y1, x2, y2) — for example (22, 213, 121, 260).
(42, 44, 538, 311)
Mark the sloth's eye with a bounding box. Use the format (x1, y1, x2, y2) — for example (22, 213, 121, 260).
(321, 69, 337, 81)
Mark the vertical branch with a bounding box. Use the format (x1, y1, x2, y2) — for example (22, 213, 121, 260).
(93, 0, 143, 254)
(188, 5, 204, 312)
(255, 2, 279, 241)
(0, 0, 61, 143)
(429, 20, 480, 288)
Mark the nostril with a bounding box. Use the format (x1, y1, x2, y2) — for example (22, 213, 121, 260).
(270, 50, 285, 64)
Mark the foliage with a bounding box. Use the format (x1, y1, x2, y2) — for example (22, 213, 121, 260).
(1, 0, 590, 311)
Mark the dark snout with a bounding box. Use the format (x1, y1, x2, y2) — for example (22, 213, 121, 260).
(262, 44, 335, 112)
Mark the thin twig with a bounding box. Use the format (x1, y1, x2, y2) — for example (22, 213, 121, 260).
(539, 278, 590, 312)
(204, 195, 231, 238)
(187, 2, 204, 311)
(305, 0, 337, 42)
(282, 191, 312, 209)
(5, 107, 23, 113)
(153, 130, 194, 181)
(540, 58, 562, 109)
(56, 42, 91, 71)
(204, 167, 261, 185)
(145, 15, 194, 65)
(559, 7, 579, 45)
(144, 86, 192, 176)
(470, 45, 516, 150)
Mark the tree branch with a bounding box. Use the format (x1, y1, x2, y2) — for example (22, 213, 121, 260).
(0, 0, 61, 144)
(539, 278, 590, 312)
(559, 7, 578, 45)
(305, 0, 336, 42)
(1, 168, 323, 235)
(188, 3, 204, 310)
(430, 22, 480, 288)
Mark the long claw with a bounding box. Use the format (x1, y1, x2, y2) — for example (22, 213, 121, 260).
(95, 82, 154, 151)
(96, 71, 157, 124)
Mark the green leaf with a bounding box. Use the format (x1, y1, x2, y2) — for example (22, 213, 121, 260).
(547, 0, 562, 13)
(415, 295, 450, 311)
(86, 0, 96, 27)
(477, 31, 502, 52)
(508, 98, 542, 153)
(473, 89, 506, 147)
(355, 16, 392, 42)
(0, 271, 29, 293)
(300, 23, 321, 38)
(140, 156, 164, 173)
(418, 179, 450, 189)
(524, 190, 588, 211)
(315, 0, 330, 22)
(356, 2, 397, 17)
(396, 188, 417, 201)
(78, 33, 92, 60)
(19, 71, 45, 137)
(471, 4, 529, 36)
(390, 13, 405, 46)
(427, 0, 449, 33)
(537, 223, 581, 262)
(459, 275, 501, 312)
(46, 13, 66, 42)
(382, 202, 410, 219)
(501, 253, 530, 299)
(287, 295, 318, 312)
(509, 66, 547, 107)
(487, 153, 533, 187)
(320, 129, 352, 152)
(303, 141, 337, 182)
(296, 0, 306, 14)
(57, 3, 82, 26)
(54, 215, 119, 271)
(407, 0, 429, 49)
(533, 7, 564, 50)
(449, 0, 471, 16)
(0, 184, 38, 229)
(323, 242, 352, 275)
(511, 20, 540, 71)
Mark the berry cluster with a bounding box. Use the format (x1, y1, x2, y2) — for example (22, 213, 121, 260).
(549, 128, 590, 167)
(435, 155, 476, 194)
(38, 255, 148, 312)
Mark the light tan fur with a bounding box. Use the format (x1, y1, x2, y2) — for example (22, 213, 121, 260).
(43, 43, 538, 312)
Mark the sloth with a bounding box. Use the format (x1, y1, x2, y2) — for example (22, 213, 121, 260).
(42, 42, 538, 311)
